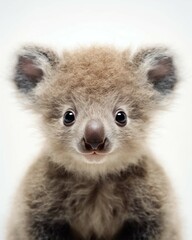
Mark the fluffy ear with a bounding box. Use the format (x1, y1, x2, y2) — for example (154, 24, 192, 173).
(133, 47, 178, 95)
(13, 45, 59, 94)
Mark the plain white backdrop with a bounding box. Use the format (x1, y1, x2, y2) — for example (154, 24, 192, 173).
(0, 0, 192, 239)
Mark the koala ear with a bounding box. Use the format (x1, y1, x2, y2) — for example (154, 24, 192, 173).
(14, 45, 59, 94)
(133, 47, 178, 95)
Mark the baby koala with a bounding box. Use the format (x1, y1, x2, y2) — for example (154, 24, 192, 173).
(7, 45, 181, 240)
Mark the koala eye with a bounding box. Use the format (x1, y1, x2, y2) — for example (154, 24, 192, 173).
(63, 110, 76, 126)
(115, 111, 127, 127)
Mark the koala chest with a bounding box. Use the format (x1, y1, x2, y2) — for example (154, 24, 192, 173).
(63, 180, 127, 238)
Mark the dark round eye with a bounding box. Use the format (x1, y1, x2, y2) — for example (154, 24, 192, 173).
(115, 111, 127, 127)
(63, 110, 76, 126)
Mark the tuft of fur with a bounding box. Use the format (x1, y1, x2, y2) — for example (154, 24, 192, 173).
(7, 45, 181, 240)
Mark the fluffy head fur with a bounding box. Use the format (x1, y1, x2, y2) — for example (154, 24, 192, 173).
(13, 45, 178, 177)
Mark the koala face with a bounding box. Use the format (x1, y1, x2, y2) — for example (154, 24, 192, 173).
(13, 46, 178, 174)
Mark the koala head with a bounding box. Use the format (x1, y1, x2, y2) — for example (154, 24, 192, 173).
(13, 45, 178, 176)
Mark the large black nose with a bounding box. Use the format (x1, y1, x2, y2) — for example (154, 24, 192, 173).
(84, 119, 105, 151)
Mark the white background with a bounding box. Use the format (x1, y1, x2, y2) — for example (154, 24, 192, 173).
(0, 0, 192, 239)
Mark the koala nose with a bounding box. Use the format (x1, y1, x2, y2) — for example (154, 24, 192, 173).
(84, 119, 105, 151)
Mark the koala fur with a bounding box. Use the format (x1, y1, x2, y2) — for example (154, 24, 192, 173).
(7, 45, 181, 240)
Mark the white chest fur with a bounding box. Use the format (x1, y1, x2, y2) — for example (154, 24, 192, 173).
(64, 180, 127, 238)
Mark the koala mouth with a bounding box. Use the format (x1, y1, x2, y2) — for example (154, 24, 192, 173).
(83, 139, 106, 152)
(78, 138, 110, 154)
(83, 151, 107, 156)
(77, 119, 111, 161)
(76, 138, 111, 163)
(82, 151, 108, 163)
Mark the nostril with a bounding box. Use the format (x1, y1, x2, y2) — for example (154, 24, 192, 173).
(84, 140, 94, 151)
(97, 140, 105, 151)
(83, 138, 106, 151)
